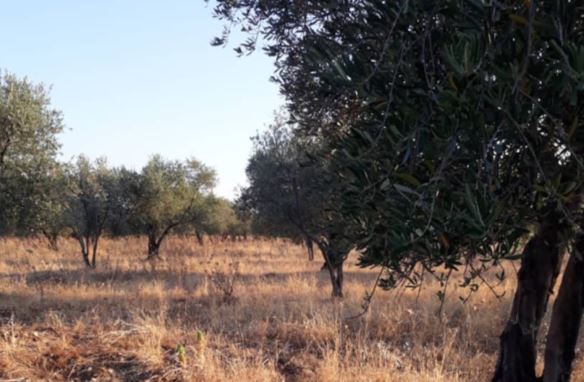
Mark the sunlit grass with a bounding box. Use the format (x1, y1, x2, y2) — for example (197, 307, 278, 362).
(0, 236, 582, 381)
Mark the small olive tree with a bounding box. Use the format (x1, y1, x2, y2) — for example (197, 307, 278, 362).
(194, 196, 250, 241)
(240, 114, 352, 297)
(31, 164, 70, 250)
(131, 155, 216, 258)
(64, 156, 119, 268)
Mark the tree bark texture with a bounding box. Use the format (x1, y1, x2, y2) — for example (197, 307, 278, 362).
(493, 216, 565, 382)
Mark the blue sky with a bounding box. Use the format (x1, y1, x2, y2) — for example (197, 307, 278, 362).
(0, 1, 282, 199)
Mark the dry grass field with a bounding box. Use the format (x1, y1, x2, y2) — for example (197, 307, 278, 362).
(0, 236, 582, 381)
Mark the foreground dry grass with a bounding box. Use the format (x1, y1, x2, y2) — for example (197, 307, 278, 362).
(0, 236, 582, 381)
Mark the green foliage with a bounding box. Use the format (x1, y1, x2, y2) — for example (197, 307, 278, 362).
(0, 70, 240, 259)
(64, 156, 121, 267)
(138, 155, 214, 226)
(239, 111, 352, 265)
(213, 1, 584, 288)
(198, 196, 250, 238)
(30, 164, 71, 248)
(128, 155, 217, 256)
(0, 71, 64, 234)
(0, 71, 62, 173)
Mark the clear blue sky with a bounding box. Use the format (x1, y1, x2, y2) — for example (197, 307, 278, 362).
(0, 1, 282, 199)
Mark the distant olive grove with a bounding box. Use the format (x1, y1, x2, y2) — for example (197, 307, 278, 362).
(3, 0, 584, 379)
(0, 72, 250, 268)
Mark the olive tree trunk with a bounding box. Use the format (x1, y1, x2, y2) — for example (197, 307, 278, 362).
(147, 222, 180, 259)
(74, 232, 99, 269)
(328, 261, 344, 298)
(493, 216, 565, 382)
(147, 231, 161, 259)
(78, 234, 91, 268)
(305, 236, 315, 261)
(542, 234, 584, 382)
(314, 241, 345, 298)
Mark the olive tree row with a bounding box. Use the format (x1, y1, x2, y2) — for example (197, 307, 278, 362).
(38, 155, 239, 267)
(0, 71, 247, 267)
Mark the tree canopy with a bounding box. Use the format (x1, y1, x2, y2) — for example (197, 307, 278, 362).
(212, 1, 584, 379)
(0, 72, 64, 235)
(64, 156, 121, 268)
(129, 155, 217, 258)
(213, 0, 584, 279)
(239, 112, 353, 296)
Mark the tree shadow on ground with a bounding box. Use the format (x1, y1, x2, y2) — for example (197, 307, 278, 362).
(1, 267, 379, 290)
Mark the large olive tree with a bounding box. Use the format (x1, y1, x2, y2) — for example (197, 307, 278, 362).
(211, 1, 584, 380)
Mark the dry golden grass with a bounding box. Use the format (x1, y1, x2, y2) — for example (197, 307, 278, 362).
(0, 236, 582, 381)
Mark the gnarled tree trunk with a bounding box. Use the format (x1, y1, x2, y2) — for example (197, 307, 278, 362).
(73, 232, 92, 268)
(322, 247, 344, 298)
(147, 222, 179, 259)
(80, 238, 90, 267)
(493, 215, 565, 382)
(315, 240, 345, 298)
(305, 236, 315, 261)
(328, 261, 344, 298)
(542, 234, 584, 382)
(147, 230, 161, 259)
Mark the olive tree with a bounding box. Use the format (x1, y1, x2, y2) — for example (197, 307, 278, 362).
(0, 71, 63, 235)
(65, 156, 120, 268)
(30, 164, 70, 250)
(240, 114, 352, 297)
(195, 196, 249, 241)
(212, 1, 584, 379)
(131, 155, 216, 258)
